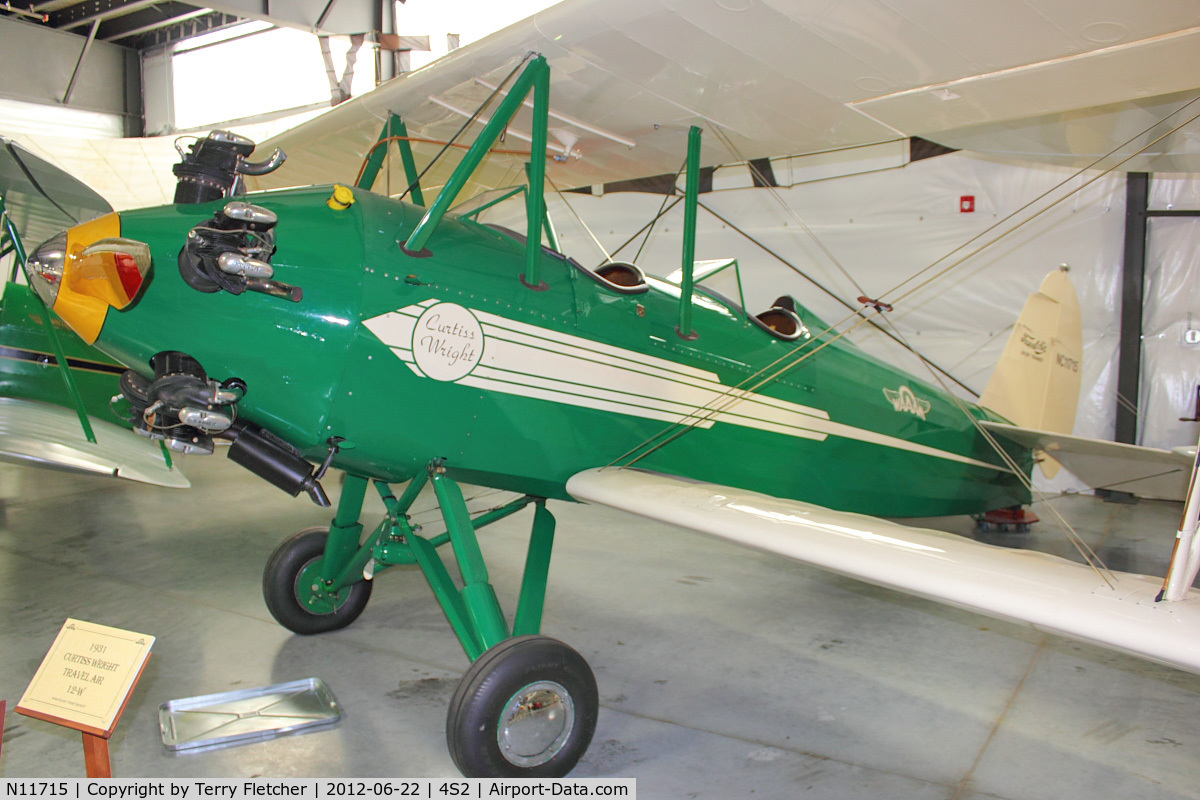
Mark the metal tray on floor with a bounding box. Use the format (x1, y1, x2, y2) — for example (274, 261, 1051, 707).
(159, 677, 341, 751)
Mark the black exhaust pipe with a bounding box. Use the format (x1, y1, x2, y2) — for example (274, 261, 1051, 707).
(224, 420, 330, 507)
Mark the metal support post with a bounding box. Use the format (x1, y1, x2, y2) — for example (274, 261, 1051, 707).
(677, 125, 703, 340)
(404, 55, 548, 255)
(356, 115, 393, 191)
(1115, 172, 1148, 445)
(462, 186, 526, 221)
(513, 501, 556, 635)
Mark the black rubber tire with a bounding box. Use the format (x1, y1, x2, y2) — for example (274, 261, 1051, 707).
(446, 635, 598, 778)
(262, 526, 372, 635)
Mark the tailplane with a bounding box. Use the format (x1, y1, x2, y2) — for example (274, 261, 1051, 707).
(980, 269, 1082, 476)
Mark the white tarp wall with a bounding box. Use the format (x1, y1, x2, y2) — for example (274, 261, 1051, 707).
(488, 150, 1199, 493)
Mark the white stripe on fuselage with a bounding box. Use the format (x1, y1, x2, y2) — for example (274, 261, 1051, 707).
(363, 302, 1008, 473)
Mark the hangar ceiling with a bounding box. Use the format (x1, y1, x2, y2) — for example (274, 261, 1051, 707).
(0, 0, 388, 49)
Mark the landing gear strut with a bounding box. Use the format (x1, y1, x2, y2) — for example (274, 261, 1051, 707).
(261, 461, 598, 777)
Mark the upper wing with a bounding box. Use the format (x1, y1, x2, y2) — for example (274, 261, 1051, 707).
(567, 467, 1200, 675)
(252, 0, 1200, 198)
(981, 420, 1194, 501)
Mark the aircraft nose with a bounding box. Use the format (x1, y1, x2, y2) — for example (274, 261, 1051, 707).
(27, 213, 151, 344)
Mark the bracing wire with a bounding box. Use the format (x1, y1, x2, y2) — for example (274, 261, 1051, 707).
(546, 175, 613, 263)
(632, 158, 689, 264)
(708, 125, 871, 300)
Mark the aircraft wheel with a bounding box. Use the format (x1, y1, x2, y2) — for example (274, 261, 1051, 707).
(262, 527, 372, 635)
(446, 635, 598, 778)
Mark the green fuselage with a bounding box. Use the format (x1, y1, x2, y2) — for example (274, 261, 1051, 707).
(0, 282, 125, 420)
(101, 186, 1029, 517)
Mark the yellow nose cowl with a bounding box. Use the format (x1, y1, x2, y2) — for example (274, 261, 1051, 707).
(53, 213, 152, 344)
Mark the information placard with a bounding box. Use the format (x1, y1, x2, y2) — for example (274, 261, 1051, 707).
(16, 618, 154, 737)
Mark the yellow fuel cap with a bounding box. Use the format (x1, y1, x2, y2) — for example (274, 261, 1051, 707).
(327, 184, 354, 210)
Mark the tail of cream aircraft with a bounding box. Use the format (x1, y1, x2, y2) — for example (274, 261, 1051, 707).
(980, 268, 1082, 478)
(979, 269, 1194, 499)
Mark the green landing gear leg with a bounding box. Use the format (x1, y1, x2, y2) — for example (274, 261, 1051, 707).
(411, 464, 598, 778)
(259, 461, 599, 777)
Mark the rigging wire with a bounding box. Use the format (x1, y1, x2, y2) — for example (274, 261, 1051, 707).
(608, 196, 684, 262)
(354, 135, 540, 188)
(708, 124, 871, 300)
(546, 175, 613, 263)
(632, 158, 689, 264)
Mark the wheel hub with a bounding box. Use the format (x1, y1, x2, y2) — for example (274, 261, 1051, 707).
(497, 680, 575, 767)
(296, 558, 350, 614)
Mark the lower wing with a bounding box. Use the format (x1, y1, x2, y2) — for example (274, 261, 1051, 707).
(567, 467, 1200, 675)
(0, 397, 189, 488)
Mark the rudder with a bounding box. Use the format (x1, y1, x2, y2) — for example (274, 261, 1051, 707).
(980, 268, 1082, 475)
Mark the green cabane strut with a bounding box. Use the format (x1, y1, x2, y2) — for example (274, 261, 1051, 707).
(402, 55, 551, 288)
(357, 113, 425, 206)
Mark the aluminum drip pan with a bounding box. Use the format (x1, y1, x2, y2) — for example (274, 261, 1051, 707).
(159, 677, 341, 751)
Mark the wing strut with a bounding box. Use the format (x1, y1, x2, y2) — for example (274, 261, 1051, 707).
(1161, 432, 1200, 600)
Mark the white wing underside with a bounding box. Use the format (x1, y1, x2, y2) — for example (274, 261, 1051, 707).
(981, 420, 1194, 501)
(251, 0, 1200, 199)
(567, 467, 1200, 676)
(0, 397, 189, 488)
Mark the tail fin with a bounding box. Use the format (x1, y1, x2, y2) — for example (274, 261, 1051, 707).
(980, 269, 1082, 476)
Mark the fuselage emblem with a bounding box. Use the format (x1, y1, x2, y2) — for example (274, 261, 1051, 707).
(412, 302, 484, 381)
(883, 385, 931, 421)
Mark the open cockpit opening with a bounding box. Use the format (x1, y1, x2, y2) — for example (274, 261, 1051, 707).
(752, 295, 809, 341)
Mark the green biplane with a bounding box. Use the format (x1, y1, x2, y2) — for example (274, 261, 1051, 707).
(13, 0, 1200, 778)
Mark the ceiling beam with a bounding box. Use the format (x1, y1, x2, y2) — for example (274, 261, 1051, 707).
(99, 7, 209, 41)
(60, 0, 172, 31)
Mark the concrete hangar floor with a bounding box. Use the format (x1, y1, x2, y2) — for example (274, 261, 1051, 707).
(0, 455, 1197, 799)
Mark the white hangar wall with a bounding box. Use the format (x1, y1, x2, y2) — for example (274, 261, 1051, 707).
(488, 151, 1199, 487)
